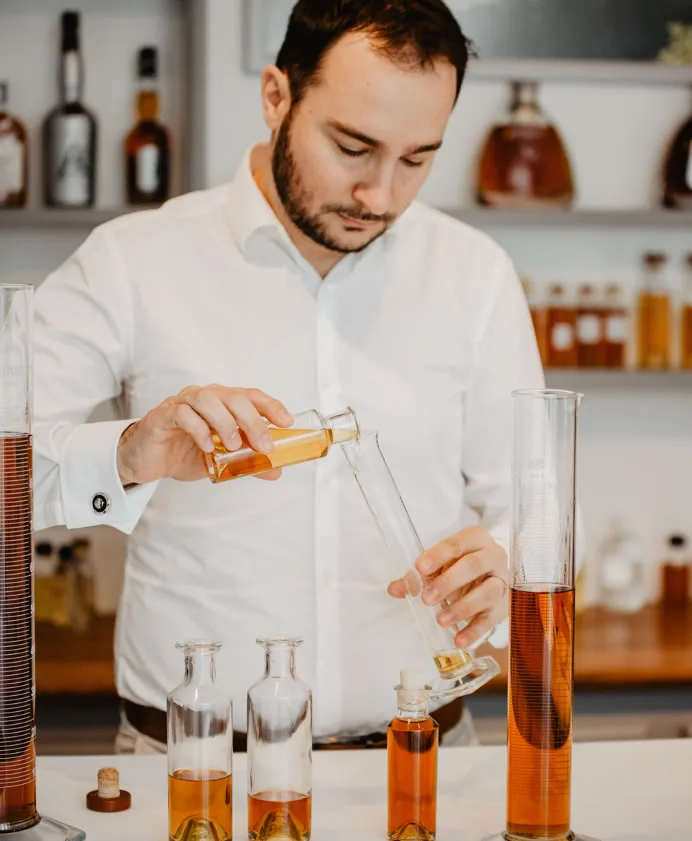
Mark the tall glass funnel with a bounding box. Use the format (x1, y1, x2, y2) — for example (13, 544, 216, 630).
(0, 284, 84, 841)
(488, 389, 598, 841)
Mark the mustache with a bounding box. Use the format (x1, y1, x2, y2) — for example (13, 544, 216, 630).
(325, 205, 396, 224)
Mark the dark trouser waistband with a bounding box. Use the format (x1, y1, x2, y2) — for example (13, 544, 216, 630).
(122, 696, 464, 752)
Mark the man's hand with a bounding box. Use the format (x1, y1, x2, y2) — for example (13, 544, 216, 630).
(117, 386, 293, 486)
(388, 526, 509, 650)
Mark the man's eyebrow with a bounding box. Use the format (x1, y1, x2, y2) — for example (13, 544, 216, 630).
(329, 121, 443, 155)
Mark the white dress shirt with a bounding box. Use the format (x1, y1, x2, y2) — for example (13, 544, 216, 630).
(33, 146, 544, 738)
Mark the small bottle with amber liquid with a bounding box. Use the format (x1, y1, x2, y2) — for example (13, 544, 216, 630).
(521, 277, 547, 365)
(661, 535, 691, 610)
(638, 252, 671, 370)
(546, 283, 577, 368)
(0, 82, 28, 208)
(125, 46, 171, 204)
(388, 668, 438, 841)
(602, 284, 628, 369)
(576, 284, 605, 368)
(679, 255, 692, 369)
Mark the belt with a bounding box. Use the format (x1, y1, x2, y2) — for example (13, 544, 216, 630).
(123, 697, 463, 752)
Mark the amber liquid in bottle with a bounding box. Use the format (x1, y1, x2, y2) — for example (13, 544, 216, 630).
(661, 565, 690, 608)
(168, 769, 232, 841)
(0, 434, 39, 832)
(0, 82, 28, 208)
(577, 287, 605, 368)
(546, 288, 577, 368)
(125, 91, 170, 204)
(637, 293, 670, 369)
(507, 585, 574, 841)
(248, 790, 311, 841)
(602, 286, 628, 369)
(205, 426, 358, 484)
(388, 716, 438, 841)
(681, 305, 692, 369)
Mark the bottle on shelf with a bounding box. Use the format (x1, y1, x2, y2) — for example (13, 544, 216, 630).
(602, 284, 628, 369)
(662, 97, 692, 209)
(0, 81, 28, 208)
(477, 80, 575, 210)
(637, 252, 671, 370)
(521, 277, 547, 365)
(387, 667, 438, 841)
(680, 254, 692, 370)
(596, 521, 648, 614)
(43, 11, 97, 208)
(576, 283, 605, 368)
(660, 535, 691, 609)
(546, 283, 577, 368)
(125, 46, 171, 205)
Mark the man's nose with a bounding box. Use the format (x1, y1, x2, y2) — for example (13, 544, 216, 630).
(353, 167, 395, 218)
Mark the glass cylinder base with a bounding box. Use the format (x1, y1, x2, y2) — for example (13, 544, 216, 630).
(1, 816, 86, 840)
(430, 655, 500, 701)
(483, 833, 601, 841)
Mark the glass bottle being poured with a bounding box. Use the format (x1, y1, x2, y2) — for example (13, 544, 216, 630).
(341, 433, 499, 699)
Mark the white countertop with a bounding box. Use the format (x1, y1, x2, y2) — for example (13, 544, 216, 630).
(37, 740, 690, 840)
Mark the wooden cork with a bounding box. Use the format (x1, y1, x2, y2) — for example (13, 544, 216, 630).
(86, 767, 132, 812)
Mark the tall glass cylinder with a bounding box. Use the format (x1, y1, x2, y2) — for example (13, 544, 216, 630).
(247, 637, 312, 841)
(167, 641, 233, 841)
(504, 389, 596, 841)
(0, 285, 37, 832)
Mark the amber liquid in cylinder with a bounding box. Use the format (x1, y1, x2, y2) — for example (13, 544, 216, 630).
(168, 769, 232, 841)
(248, 790, 311, 841)
(507, 585, 574, 841)
(638, 293, 670, 369)
(0, 434, 38, 832)
(205, 426, 358, 484)
(387, 716, 438, 841)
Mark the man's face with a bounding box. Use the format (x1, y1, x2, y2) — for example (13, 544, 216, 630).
(272, 34, 457, 254)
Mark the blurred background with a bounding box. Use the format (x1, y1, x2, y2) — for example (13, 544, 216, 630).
(1, 0, 691, 752)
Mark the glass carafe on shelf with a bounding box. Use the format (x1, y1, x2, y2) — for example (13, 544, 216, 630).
(247, 637, 312, 841)
(637, 252, 671, 370)
(204, 407, 359, 484)
(663, 96, 692, 209)
(167, 641, 233, 841)
(596, 521, 647, 614)
(660, 534, 691, 609)
(0, 81, 29, 208)
(477, 80, 575, 210)
(342, 433, 499, 700)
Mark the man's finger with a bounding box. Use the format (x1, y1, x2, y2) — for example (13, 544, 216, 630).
(254, 468, 283, 481)
(416, 526, 491, 576)
(454, 610, 501, 651)
(422, 549, 495, 605)
(435, 573, 507, 628)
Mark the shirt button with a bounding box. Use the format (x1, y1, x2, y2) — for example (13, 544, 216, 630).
(92, 493, 111, 515)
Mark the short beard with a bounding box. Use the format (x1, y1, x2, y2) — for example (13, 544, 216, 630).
(272, 110, 395, 254)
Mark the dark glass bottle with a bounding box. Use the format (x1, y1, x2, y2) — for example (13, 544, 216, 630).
(0, 82, 28, 208)
(43, 11, 97, 208)
(124, 47, 171, 205)
(663, 103, 692, 210)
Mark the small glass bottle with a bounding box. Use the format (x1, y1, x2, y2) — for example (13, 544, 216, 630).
(602, 284, 628, 369)
(680, 255, 692, 370)
(168, 641, 233, 841)
(247, 637, 312, 841)
(521, 277, 547, 365)
(638, 252, 671, 370)
(596, 522, 647, 614)
(661, 535, 691, 609)
(204, 407, 359, 484)
(477, 80, 574, 210)
(546, 283, 577, 368)
(0, 81, 28, 208)
(125, 46, 171, 204)
(387, 668, 438, 841)
(576, 284, 605, 368)
(662, 99, 692, 209)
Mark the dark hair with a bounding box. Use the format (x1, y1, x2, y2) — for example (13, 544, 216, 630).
(276, 0, 473, 106)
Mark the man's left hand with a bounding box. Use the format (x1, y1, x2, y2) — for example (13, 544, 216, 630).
(387, 526, 509, 650)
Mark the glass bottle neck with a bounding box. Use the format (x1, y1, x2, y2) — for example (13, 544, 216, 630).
(185, 650, 216, 684)
(397, 706, 429, 721)
(61, 50, 82, 104)
(265, 646, 296, 679)
(137, 87, 159, 122)
(396, 689, 430, 720)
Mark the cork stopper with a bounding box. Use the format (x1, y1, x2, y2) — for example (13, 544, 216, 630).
(86, 767, 131, 812)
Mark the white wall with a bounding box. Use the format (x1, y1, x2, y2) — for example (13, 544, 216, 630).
(2, 0, 691, 609)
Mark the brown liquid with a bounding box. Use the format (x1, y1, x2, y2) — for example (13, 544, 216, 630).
(0, 109, 28, 208)
(168, 769, 232, 841)
(205, 426, 357, 484)
(433, 648, 472, 680)
(638, 293, 671, 369)
(577, 307, 605, 368)
(681, 305, 692, 369)
(663, 114, 692, 209)
(387, 715, 438, 841)
(546, 307, 577, 368)
(478, 124, 574, 209)
(530, 308, 548, 366)
(661, 564, 690, 608)
(507, 585, 574, 841)
(0, 434, 38, 832)
(603, 308, 627, 369)
(248, 790, 311, 841)
(125, 91, 170, 204)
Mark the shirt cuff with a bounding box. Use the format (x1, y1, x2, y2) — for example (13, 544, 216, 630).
(59, 419, 158, 533)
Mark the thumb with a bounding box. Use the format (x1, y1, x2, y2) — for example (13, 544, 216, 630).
(387, 578, 408, 599)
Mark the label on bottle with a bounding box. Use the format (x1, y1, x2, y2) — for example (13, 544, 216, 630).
(0, 134, 23, 200)
(686, 140, 692, 190)
(48, 115, 92, 206)
(551, 322, 574, 351)
(136, 143, 159, 195)
(606, 314, 627, 343)
(577, 314, 601, 345)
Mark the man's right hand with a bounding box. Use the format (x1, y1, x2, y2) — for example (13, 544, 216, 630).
(116, 386, 293, 486)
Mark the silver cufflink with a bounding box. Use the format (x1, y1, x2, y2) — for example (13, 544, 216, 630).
(92, 493, 111, 515)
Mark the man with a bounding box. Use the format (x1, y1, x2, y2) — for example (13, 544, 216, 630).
(33, 0, 542, 751)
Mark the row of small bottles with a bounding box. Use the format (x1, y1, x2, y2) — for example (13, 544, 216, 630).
(526, 252, 692, 369)
(477, 80, 692, 210)
(169, 639, 437, 841)
(0, 11, 170, 209)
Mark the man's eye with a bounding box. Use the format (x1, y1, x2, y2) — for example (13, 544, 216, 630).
(403, 158, 425, 168)
(338, 144, 367, 158)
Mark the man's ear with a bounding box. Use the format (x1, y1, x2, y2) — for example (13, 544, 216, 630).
(260, 66, 292, 132)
